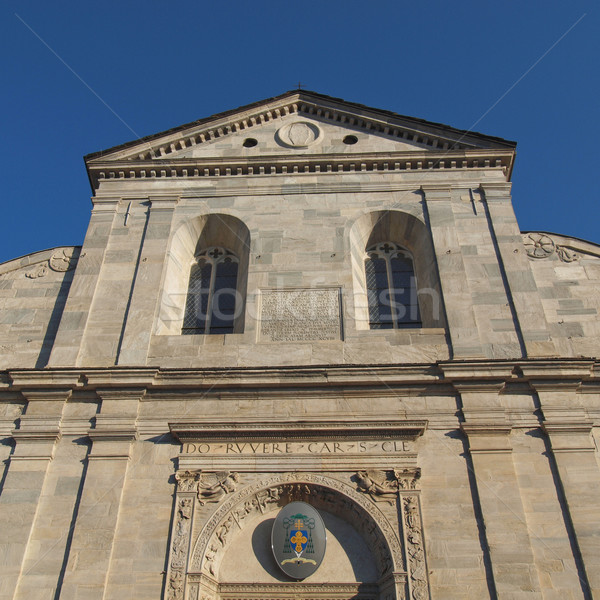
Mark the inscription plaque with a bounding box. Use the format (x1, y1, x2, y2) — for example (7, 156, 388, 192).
(260, 288, 342, 342)
(181, 440, 412, 455)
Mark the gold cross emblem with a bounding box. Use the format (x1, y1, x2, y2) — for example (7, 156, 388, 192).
(290, 530, 307, 553)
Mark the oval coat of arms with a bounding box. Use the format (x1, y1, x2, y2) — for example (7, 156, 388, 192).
(271, 501, 326, 579)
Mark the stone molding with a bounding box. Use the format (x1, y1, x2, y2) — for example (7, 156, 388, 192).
(170, 420, 427, 443)
(4, 359, 594, 392)
(89, 149, 513, 190)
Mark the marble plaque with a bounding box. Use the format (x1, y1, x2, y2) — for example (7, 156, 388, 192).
(260, 288, 342, 342)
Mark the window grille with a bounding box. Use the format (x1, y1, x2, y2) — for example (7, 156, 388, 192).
(182, 247, 239, 335)
(365, 242, 421, 329)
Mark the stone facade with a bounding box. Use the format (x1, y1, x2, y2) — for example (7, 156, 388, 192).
(0, 90, 599, 599)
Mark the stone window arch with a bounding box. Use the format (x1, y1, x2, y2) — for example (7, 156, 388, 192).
(157, 213, 250, 335)
(365, 242, 421, 329)
(349, 209, 445, 331)
(183, 247, 240, 335)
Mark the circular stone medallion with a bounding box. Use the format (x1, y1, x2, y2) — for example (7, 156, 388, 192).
(275, 121, 322, 148)
(271, 501, 326, 579)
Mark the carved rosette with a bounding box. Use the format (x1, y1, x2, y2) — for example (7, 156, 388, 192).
(24, 248, 81, 279)
(49, 247, 80, 272)
(401, 495, 430, 600)
(523, 233, 579, 262)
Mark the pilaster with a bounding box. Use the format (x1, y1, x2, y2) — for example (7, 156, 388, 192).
(480, 183, 555, 358)
(77, 198, 152, 367)
(117, 196, 178, 365)
(13, 398, 95, 600)
(421, 185, 484, 358)
(0, 389, 69, 600)
(526, 372, 598, 597)
(48, 199, 120, 367)
(58, 388, 142, 600)
(455, 377, 543, 598)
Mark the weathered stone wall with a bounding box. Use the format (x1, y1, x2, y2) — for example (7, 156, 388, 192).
(0, 247, 79, 368)
(526, 232, 600, 358)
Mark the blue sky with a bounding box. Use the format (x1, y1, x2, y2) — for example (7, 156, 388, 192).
(1, 1, 598, 263)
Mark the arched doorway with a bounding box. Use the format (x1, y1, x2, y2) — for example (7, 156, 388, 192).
(182, 474, 408, 600)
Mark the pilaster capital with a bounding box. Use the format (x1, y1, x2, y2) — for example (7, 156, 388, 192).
(479, 182, 512, 198)
(149, 195, 179, 211)
(19, 388, 73, 403)
(419, 184, 452, 199)
(461, 423, 512, 453)
(91, 197, 121, 212)
(542, 421, 595, 452)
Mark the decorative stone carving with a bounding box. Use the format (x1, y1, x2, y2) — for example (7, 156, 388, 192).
(218, 582, 378, 599)
(197, 471, 239, 505)
(556, 245, 579, 262)
(190, 473, 405, 578)
(24, 248, 80, 279)
(167, 498, 193, 600)
(354, 469, 400, 502)
(402, 496, 429, 600)
(176, 470, 199, 493)
(523, 233, 580, 262)
(275, 121, 322, 148)
(49, 247, 79, 272)
(395, 467, 421, 490)
(523, 233, 555, 259)
(25, 264, 48, 279)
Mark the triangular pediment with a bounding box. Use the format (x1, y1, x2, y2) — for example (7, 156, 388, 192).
(86, 90, 515, 165)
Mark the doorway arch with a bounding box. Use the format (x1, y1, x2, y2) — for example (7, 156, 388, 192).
(187, 473, 407, 600)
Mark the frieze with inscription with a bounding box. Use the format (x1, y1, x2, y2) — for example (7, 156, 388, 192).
(181, 440, 413, 455)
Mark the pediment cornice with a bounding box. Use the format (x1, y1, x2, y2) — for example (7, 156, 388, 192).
(85, 91, 516, 189)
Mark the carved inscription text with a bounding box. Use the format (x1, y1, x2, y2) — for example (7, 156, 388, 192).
(182, 440, 411, 455)
(260, 288, 341, 341)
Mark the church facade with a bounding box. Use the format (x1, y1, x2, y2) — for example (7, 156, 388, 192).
(1, 90, 599, 599)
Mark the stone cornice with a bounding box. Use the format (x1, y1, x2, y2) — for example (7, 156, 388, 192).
(88, 148, 513, 191)
(2, 359, 596, 396)
(169, 419, 428, 443)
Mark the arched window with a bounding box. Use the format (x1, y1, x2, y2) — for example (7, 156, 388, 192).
(365, 242, 421, 329)
(182, 247, 239, 335)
